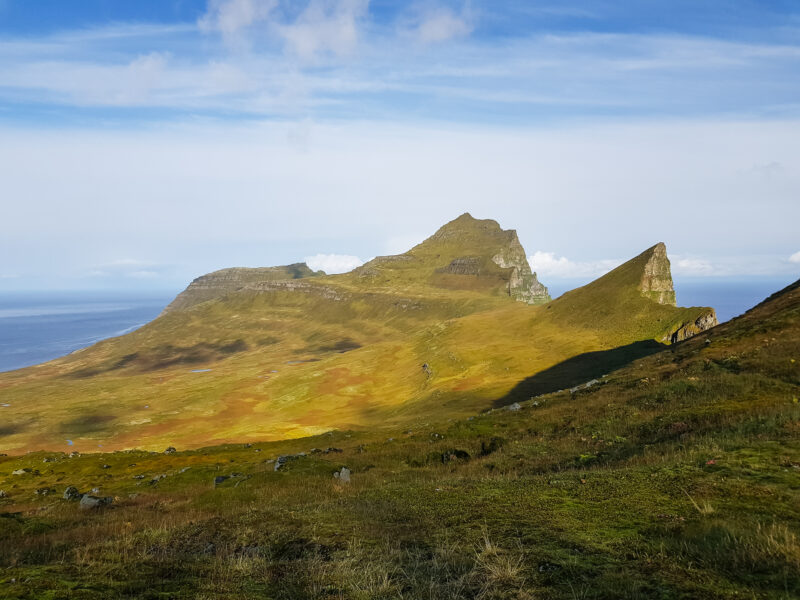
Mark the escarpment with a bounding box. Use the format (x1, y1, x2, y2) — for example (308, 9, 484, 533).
(163, 263, 324, 313)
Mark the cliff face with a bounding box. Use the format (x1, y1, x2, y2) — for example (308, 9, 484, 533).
(670, 310, 719, 343)
(639, 242, 677, 306)
(163, 263, 323, 313)
(491, 231, 550, 304)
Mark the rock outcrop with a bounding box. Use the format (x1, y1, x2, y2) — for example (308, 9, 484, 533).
(670, 310, 719, 343)
(639, 242, 677, 306)
(163, 263, 324, 313)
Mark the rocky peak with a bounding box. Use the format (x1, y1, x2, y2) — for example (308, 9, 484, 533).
(415, 213, 550, 304)
(638, 242, 676, 306)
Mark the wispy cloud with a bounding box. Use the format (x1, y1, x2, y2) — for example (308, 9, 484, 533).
(401, 3, 474, 44)
(790, 251, 800, 264)
(529, 251, 617, 279)
(86, 259, 168, 280)
(0, 15, 799, 120)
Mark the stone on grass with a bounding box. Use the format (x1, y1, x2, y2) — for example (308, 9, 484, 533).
(79, 495, 113, 510)
(63, 486, 82, 501)
(164, 447, 177, 454)
(213, 475, 230, 486)
(333, 467, 351, 483)
(507, 402, 522, 411)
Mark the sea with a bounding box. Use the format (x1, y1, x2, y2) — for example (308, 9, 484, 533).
(0, 278, 795, 373)
(0, 291, 175, 373)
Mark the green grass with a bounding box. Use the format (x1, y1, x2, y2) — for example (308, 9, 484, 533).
(0, 278, 797, 598)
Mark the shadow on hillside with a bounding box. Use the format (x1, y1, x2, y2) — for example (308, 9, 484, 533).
(495, 339, 667, 408)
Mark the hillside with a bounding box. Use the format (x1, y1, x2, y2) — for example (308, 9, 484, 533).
(0, 278, 796, 599)
(0, 214, 715, 454)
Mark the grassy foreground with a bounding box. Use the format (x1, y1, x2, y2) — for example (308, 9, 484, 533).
(0, 280, 797, 599)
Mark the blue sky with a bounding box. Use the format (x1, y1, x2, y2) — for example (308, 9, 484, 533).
(1, 0, 799, 290)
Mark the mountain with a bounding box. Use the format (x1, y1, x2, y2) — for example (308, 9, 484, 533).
(0, 214, 715, 454)
(351, 213, 550, 303)
(0, 277, 795, 599)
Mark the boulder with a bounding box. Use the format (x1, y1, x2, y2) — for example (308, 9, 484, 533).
(213, 475, 229, 486)
(0, 490, 7, 498)
(79, 495, 113, 510)
(333, 467, 351, 483)
(63, 486, 82, 501)
(507, 402, 522, 411)
(164, 447, 177, 454)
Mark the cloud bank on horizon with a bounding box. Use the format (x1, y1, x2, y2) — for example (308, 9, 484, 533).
(0, 0, 798, 289)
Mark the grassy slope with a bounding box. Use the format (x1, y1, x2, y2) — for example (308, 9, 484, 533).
(0, 279, 797, 599)
(0, 216, 713, 454)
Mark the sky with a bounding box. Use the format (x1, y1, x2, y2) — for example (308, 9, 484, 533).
(1, 0, 799, 292)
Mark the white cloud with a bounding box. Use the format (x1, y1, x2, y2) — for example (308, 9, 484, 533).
(673, 257, 715, 275)
(529, 251, 618, 279)
(410, 6, 473, 44)
(85, 260, 165, 279)
(790, 251, 800, 264)
(199, 0, 277, 42)
(198, 0, 369, 61)
(305, 253, 364, 274)
(279, 0, 370, 61)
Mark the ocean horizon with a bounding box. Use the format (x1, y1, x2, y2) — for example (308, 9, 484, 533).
(0, 277, 795, 373)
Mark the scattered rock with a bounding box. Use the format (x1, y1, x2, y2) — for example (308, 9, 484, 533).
(79, 495, 113, 510)
(569, 379, 600, 394)
(63, 486, 82, 501)
(101, 464, 111, 469)
(0, 490, 7, 498)
(69, 451, 80, 458)
(213, 475, 229, 486)
(150, 474, 167, 484)
(12, 468, 32, 476)
(164, 447, 177, 454)
(274, 453, 306, 471)
(90, 488, 100, 494)
(42, 457, 55, 463)
(333, 467, 351, 483)
(35, 487, 56, 496)
(506, 402, 522, 412)
(179, 467, 190, 473)
(133, 474, 146, 480)
(324, 447, 343, 454)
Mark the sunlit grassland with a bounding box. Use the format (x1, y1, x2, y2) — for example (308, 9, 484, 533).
(0, 280, 797, 599)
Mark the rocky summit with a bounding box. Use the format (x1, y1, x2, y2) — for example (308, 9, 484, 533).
(0, 214, 716, 454)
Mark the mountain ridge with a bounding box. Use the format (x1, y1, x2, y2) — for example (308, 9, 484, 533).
(0, 214, 717, 455)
